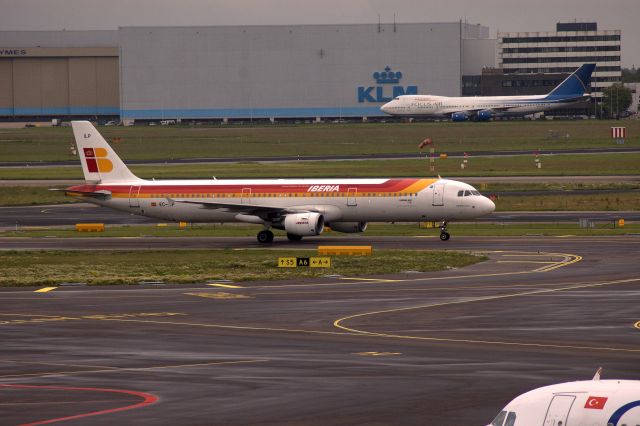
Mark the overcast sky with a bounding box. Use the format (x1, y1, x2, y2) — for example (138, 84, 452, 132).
(1, 0, 638, 67)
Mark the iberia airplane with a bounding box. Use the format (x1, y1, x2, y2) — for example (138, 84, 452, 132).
(488, 369, 640, 426)
(60, 121, 495, 243)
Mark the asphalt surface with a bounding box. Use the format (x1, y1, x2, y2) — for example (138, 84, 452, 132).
(1, 236, 640, 425)
(1, 203, 638, 230)
(1, 146, 640, 168)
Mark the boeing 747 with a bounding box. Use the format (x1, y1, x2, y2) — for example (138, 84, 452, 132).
(381, 63, 595, 121)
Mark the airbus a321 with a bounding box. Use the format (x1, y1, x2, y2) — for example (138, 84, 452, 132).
(488, 369, 640, 426)
(381, 63, 595, 121)
(59, 121, 495, 243)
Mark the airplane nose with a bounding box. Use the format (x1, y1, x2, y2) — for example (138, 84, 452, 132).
(380, 103, 390, 114)
(484, 197, 496, 215)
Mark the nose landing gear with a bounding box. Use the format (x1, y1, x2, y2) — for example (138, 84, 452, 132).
(439, 220, 450, 241)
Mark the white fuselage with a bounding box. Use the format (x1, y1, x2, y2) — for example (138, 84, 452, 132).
(381, 94, 575, 118)
(70, 178, 495, 224)
(489, 380, 640, 426)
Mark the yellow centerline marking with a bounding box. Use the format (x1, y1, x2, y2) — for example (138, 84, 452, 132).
(634, 321, 640, 330)
(496, 261, 557, 264)
(534, 253, 582, 272)
(353, 352, 402, 357)
(94, 317, 350, 337)
(185, 292, 251, 299)
(34, 287, 57, 293)
(207, 283, 243, 289)
(0, 359, 269, 380)
(339, 278, 402, 283)
(333, 277, 640, 353)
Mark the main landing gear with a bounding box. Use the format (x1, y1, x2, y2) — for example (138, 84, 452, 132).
(439, 220, 450, 241)
(257, 230, 274, 243)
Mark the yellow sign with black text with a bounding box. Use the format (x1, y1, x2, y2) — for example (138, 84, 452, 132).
(278, 257, 297, 268)
(278, 257, 331, 268)
(310, 257, 331, 268)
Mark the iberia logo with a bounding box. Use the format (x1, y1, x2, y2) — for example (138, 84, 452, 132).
(83, 148, 113, 173)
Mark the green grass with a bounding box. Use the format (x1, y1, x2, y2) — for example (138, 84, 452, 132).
(0, 186, 68, 206)
(495, 192, 640, 211)
(3, 222, 638, 239)
(1, 152, 639, 181)
(0, 120, 638, 162)
(0, 249, 484, 286)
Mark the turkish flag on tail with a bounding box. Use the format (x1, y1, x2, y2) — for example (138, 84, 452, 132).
(584, 396, 608, 409)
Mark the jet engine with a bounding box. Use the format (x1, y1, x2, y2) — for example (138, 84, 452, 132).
(451, 112, 469, 122)
(328, 221, 368, 233)
(283, 212, 324, 236)
(477, 110, 493, 121)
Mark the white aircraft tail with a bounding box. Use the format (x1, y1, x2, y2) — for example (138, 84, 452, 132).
(71, 121, 141, 183)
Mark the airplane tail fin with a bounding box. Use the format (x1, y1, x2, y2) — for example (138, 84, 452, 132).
(71, 121, 141, 183)
(546, 63, 596, 99)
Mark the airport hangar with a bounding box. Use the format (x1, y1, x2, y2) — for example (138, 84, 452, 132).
(0, 22, 496, 122)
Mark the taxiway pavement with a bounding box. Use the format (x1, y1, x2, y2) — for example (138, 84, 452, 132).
(1, 236, 639, 425)
(1, 203, 638, 229)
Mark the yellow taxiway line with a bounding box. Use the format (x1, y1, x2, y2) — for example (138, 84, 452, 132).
(34, 287, 57, 293)
(333, 277, 640, 353)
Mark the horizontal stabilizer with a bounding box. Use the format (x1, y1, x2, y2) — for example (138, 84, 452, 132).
(49, 188, 112, 200)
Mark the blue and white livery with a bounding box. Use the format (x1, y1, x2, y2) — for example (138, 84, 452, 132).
(380, 64, 595, 121)
(488, 369, 640, 426)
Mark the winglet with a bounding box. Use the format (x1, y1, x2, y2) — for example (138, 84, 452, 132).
(592, 367, 603, 381)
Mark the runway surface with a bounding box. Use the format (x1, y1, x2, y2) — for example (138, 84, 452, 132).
(1, 202, 638, 229)
(1, 236, 640, 425)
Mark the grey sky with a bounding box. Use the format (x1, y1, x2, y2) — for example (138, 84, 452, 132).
(1, 0, 638, 67)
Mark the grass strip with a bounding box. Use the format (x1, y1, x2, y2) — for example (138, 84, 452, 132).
(0, 120, 638, 162)
(0, 249, 484, 286)
(1, 153, 640, 181)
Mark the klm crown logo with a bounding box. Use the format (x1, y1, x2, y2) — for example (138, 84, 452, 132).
(357, 65, 418, 103)
(373, 66, 402, 84)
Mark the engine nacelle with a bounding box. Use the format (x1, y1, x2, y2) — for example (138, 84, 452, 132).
(477, 110, 493, 121)
(283, 212, 324, 236)
(451, 112, 469, 122)
(328, 222, 368, 234)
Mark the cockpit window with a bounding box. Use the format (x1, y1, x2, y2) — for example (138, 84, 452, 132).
(491, 411, 507, 426)
(457, 190, 464, 197)
(464, 190, 471, 196)
(471, 190, 481, 196)
(504, 412, 516, 426)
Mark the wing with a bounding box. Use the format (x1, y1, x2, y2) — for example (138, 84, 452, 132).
(172, 199, 342, 221)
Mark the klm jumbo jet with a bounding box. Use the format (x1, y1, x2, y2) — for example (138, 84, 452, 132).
(380, 64, 595, 121)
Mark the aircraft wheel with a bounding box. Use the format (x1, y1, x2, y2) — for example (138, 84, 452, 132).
(257, 230, 274, 243)
(286, 233, 303, 241)
(439, 232, 450, 241)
